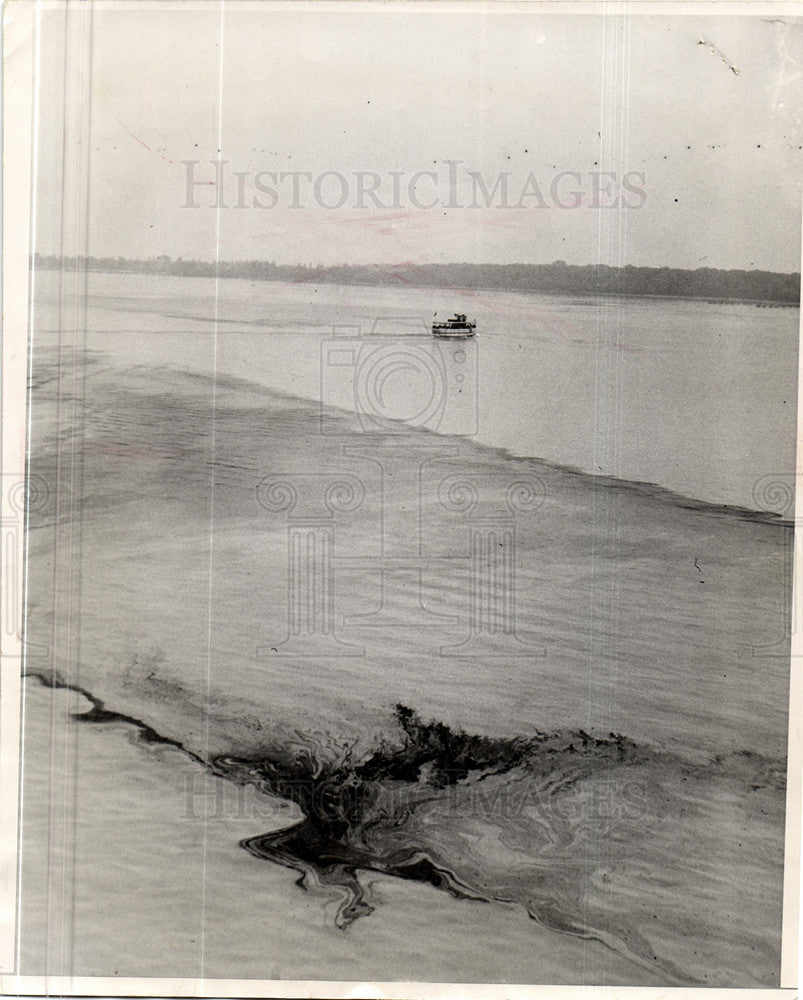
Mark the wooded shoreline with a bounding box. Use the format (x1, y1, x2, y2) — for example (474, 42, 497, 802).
(33, 254, 801, 306)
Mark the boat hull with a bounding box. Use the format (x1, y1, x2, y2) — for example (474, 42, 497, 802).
(432, 313, 477, 338)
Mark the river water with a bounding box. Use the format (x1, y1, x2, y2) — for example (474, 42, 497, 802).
(15, 271, 798, 987)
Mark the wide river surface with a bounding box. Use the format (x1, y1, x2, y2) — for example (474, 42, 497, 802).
(15, 271, 799, 988)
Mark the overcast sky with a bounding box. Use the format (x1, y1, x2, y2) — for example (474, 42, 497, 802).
(35, 4, 803, 270)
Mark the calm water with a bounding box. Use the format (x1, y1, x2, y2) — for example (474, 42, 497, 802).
(54, 271, 799, 509)
(16, 271, 796, 987)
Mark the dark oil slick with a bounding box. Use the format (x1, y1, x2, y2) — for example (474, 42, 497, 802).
(31, 670, 785, 987)
(21, 280, 794, 986)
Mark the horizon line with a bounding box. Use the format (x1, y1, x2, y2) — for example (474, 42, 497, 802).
(31, 253, 803, 277)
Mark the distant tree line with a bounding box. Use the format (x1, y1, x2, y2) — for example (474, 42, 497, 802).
(32, 253, 800, 305)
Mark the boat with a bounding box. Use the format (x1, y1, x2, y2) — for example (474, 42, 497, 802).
(431, 313, 476, 338)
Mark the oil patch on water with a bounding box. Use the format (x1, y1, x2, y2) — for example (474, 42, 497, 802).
(27, 672, 785, 986)
(220, 704, 783, 987)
